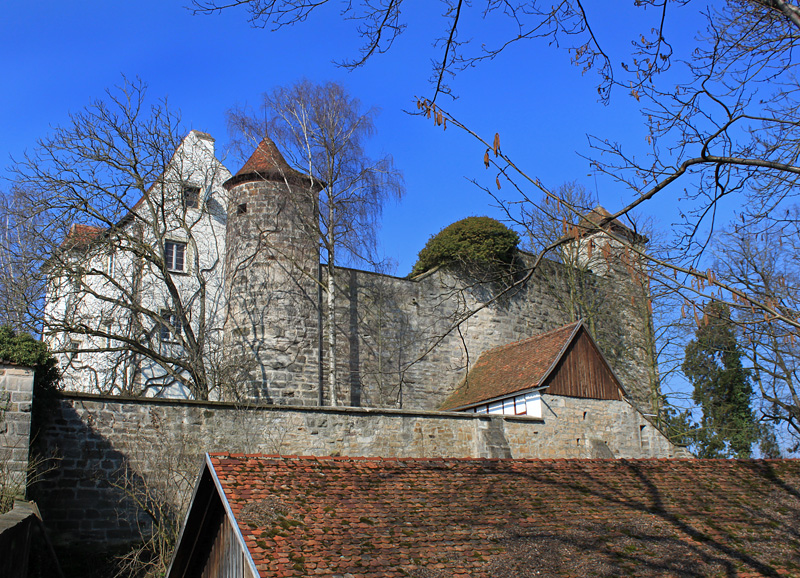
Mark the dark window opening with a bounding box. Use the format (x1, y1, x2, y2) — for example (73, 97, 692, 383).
(237, 203, 247, 215)
(183, 186, 201, 209)
(159, 309, 181, 342)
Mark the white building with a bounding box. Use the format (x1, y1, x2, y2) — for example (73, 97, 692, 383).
(44, 131, 231, 398)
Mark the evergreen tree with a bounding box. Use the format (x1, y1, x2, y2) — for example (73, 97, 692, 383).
(682, 303, 759, 458)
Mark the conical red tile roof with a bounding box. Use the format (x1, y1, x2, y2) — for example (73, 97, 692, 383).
(224, 137, 318, 190)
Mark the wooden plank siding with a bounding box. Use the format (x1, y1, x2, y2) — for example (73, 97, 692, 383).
(201, 517, 255, 578)
(543, 329, 623, 400)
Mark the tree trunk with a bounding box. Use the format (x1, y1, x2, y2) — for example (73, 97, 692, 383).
(327, 203, 337, 406)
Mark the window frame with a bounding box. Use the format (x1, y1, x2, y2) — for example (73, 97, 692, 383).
(159, 309, 181, 343)
(182, 185, 201, 210)
(164, 240, 188, 273)
(67, 339, 81, 361)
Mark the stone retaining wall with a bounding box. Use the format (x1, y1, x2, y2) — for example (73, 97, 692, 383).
(32, 391, 686, 545)
(0, 363, 34, 501)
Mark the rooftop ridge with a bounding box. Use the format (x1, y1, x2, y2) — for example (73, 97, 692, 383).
(471, 319, 581, 357)
(209, 453, 726, 464)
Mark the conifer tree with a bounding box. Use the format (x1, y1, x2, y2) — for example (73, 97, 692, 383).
(682, 303, 759, 458)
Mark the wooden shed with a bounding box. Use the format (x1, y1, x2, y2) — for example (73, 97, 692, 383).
(167, 459, 258, 578)
(439, 320, 627, 415)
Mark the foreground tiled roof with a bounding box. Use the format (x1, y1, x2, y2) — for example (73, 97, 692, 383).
(210, 454, 800, 578)
(225, 137, 317, 190)
(440, 321, 581, 410)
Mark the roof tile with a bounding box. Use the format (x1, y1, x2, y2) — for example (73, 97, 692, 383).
(209, 454, 800, 578)
(225, 137, 317, 190)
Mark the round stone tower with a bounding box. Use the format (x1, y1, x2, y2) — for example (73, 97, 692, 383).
(222, 137, 321, 404)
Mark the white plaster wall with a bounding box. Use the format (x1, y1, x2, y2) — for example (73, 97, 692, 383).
(45, 131, 231, 397)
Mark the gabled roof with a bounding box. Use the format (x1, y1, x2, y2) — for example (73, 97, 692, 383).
(57, 130, 228, 252)
(170, 453, 800, 578)
(59, 224, 106, 250)
(224, 137, 319, 190)
(441, 320, 617, 411)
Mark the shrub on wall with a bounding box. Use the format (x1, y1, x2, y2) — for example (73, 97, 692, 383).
(0, 326, 59, 393)
(410, 217, 519, 277)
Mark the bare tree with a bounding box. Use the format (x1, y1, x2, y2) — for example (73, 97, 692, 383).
(192, 0, 676, 102)
(6, 78, 232, 400)
(228, 80, 404, 406)
(0, 187, 48, 331)
(411, 0, 800, 437)
(712, 221, 800, 449)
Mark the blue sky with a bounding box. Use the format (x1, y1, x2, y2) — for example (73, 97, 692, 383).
(1, 0, 703, 275)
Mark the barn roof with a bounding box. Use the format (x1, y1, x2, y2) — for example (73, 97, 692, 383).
(440, 320, 626, 411)
(169, 453, 800, 578)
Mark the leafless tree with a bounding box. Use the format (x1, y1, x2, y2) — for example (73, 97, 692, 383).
(712, 221, 800, 449)
(5, 78, 232, 400)
(0, 186, 46, 331)
(412, 0, 800, 438)
(228, 80, 404, 406)
(192, 0, 676, 102)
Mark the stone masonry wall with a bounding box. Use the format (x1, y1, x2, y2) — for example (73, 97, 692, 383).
(223, 178, 320, 404)
(0, 363, 34, 499)
(32, 392, 686, 545)
(329, 255, 656, 413)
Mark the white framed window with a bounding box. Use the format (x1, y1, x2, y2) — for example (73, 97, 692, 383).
(159, 309, 181, 342)
(182, 185, 201, 209)
(525, 391, 543, 419)
(164, 240, 187, 272)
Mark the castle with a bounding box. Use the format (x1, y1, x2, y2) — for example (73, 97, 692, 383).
(2, 131, 693, 556)
(45, 130, 660, 414)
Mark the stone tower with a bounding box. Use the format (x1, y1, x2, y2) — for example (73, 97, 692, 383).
(222, 138, 321, 404)
(563, 205, 659, 413)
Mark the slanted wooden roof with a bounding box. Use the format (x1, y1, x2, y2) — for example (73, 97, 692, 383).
(170, 453, 800, 578)
(224, 137, 318, 190)
(440, 320, 625, 411)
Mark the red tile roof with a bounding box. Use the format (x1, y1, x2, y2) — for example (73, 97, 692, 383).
(224, 137, 318, 190)
(60, 224, 106, 249)
(207, 454, 800, 578)
(440, 321, 582, 410)
(568, 205, 648, 243)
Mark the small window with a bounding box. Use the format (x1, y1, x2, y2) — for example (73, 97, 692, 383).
(237, 203, 247, 215)
(68, 340, 81, 361)
(164, 241, 187, 272)
(159, 309, 181, 342)
(182, 186, 201, 209)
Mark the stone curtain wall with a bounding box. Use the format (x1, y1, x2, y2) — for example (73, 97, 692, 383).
(331, 256, 656, 413)
(0, 363, 34, 499)
(32, 392, 686, 545)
